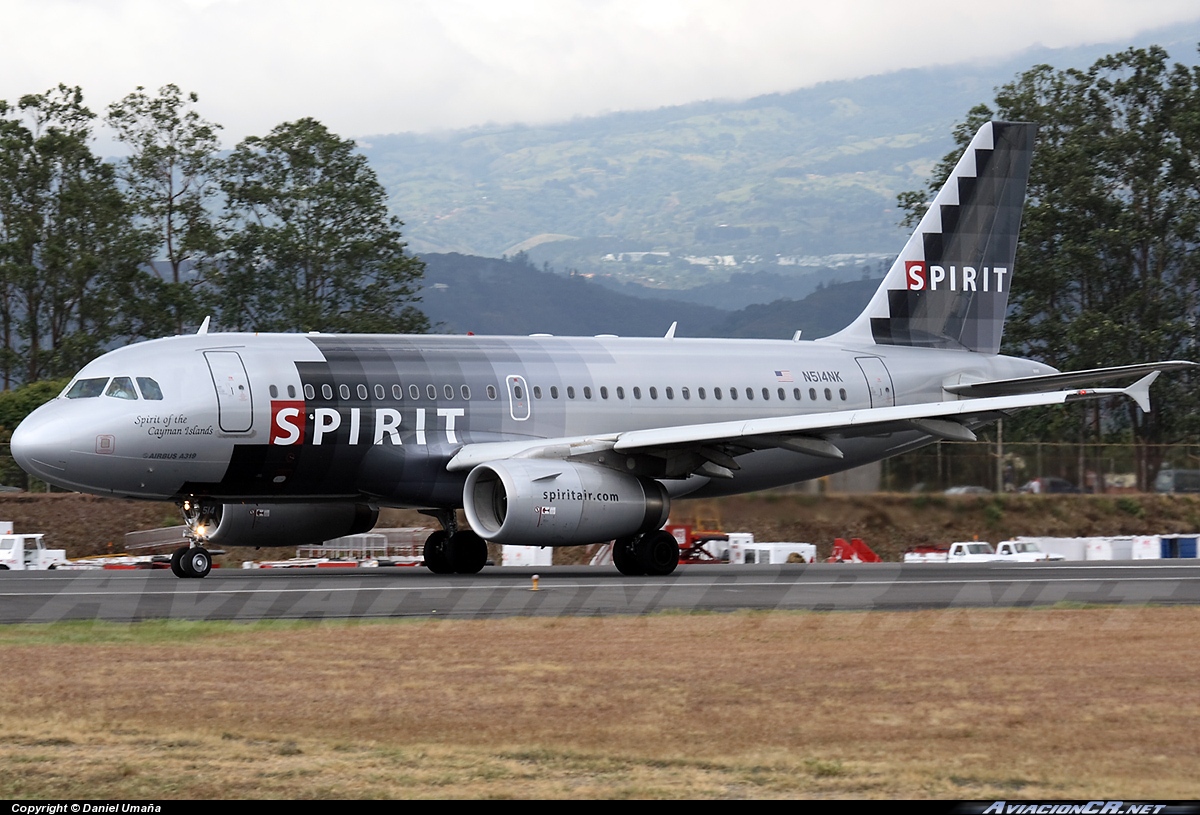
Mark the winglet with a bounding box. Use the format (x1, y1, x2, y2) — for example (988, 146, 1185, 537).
(664, 321, 677, 339)
(197, 316, 211, 335)
(1124, 371, 1159, 413)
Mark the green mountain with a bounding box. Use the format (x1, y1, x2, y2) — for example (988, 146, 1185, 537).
(368, 24, 1200, 293)
(419, 253, 879, 339)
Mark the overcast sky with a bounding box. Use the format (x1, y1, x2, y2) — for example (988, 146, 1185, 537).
(5, 0, 1200, 147)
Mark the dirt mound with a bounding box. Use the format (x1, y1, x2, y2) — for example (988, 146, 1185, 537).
(3, 491, 1198, 564)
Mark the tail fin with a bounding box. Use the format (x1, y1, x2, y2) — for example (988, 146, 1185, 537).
(826, 121, 1037, 354)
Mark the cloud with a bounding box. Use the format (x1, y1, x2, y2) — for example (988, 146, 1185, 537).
(3, 0, 1199, 146)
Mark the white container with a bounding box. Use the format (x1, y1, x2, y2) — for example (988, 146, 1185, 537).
(728, 541, 815, 565)
(1132, 535, 1161, 560)
(1085, 536, 1135, 561)
(502, 545, 553, 567)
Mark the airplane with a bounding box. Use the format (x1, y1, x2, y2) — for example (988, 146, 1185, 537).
(10, 121, 1194, 579)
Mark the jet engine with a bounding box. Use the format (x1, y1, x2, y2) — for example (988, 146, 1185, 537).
(463, 459, 670, 545)
(182, 501, 379, 548)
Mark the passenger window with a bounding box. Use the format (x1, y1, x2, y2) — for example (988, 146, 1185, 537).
(375, 384, 385, 400)
(487, 385, 497, 400)
(666, 387, 674, 400)
(358, 384, 368, 400)
(809, 388, 817, 400)
(729, 388, 738, 401)
(269, 385, 279, 398)
(649, 387, 657, 400)
(444, 384, 454, 400)
(106, 377, 138, 400)
(600, 386, 609, 399)
(714, 388, 722, 400)
(409, 385, 420, 400)
(793, 388, 800, 400)
(763, 388, 771, 400)
(698, 387, 706, 400)
(66, 378, 108, 399)
(393, 384, 403, 400)
(633, 387, 641, 399)
(616, 387, 625, 399)
(534, 386, 543, 399)
(567, 386, 575, 399)
(839, 388, 847, 401)
(681, 387, 690, 400)
(550, 386, 559, 399)
(583, 386, 591, 399)
(461, 385, 471, 400)
(305, 384, 316, 400)
(824, 388, 832, 400)
(288, 385, 296, 398)
(745, 388, 753, 400)
(137, 377, 164, 400)
(426, 385, 437, 400)
(339, 384, 350, 400)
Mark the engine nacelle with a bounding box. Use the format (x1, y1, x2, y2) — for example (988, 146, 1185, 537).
(183, 501, 379, 548)
(463, 459, 670, 545)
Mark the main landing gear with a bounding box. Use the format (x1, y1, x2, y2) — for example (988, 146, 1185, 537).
(612, 530, 680, 577)
(421, 510, 488, 575)
(170, 545, 213, 578)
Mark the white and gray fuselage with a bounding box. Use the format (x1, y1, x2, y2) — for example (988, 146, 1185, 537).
(13, 331, 1053, 506)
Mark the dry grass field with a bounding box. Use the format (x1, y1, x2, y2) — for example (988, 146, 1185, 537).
(2, 606, 1199, 799)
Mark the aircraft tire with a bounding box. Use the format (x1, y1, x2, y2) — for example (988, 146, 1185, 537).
(423, 530, 454, 574)
(449, 530, 487, 574)
(182, 547, 212, 578)
(635, 530, 679, 576)
(170, 546, 190, 578)
(612, 535, 645, 576)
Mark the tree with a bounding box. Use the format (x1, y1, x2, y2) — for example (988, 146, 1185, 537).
(106, 84, 223, 334)
(211, 118, 428, 334)
(0, 85, 148, 385)
(899, 47, 1200, 487)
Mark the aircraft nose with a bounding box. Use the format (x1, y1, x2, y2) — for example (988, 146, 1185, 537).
(10, 408, 71, 481)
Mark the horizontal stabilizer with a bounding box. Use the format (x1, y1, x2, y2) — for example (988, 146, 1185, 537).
(945, 361, 1196, 398)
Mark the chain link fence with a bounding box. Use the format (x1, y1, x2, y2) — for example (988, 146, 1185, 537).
(882, 440, 1200, 494)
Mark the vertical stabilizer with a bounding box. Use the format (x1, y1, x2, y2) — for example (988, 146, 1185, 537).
(825, 121, 1036, 354)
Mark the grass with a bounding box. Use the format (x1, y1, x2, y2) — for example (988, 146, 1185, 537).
(2, 608, 1199, 798)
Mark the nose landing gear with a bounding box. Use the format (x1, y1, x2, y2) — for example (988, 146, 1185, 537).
(170, 545, 213, 578)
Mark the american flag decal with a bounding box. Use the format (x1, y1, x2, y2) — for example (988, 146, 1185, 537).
(775, 370, 793, 382)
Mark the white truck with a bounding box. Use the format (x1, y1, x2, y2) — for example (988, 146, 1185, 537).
(0, 534, 69, 570)
(903, 541, 1003, 563)
(994, 540, 1066, 562)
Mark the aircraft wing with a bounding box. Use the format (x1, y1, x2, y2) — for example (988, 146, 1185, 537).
(446, 373, 1161, 477)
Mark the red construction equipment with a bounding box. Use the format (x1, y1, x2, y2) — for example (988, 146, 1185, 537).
(666, 524, 729, 564)
(827, 537, 881, 563)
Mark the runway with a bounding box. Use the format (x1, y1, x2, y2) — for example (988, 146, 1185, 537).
(3, 561, 1200, 623)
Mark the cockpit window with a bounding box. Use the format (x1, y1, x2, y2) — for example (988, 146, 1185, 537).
(65, 378, 108, 399)
(105, 377, 139, 400)
(137, 377, 164, 400)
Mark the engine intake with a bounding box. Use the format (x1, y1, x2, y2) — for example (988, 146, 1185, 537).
(463, 459, 669, 545)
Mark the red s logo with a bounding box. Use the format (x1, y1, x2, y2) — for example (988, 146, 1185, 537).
(270, 400, 306, 445)
(905, 260, 926, 290)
